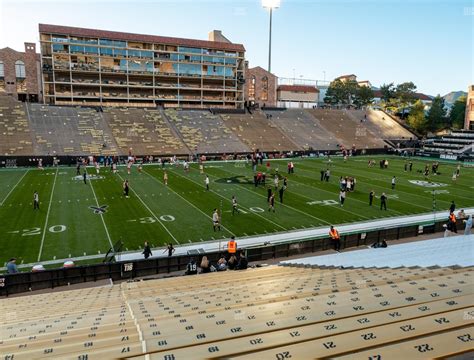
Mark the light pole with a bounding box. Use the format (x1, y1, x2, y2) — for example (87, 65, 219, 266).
(262, 0, 280, 73)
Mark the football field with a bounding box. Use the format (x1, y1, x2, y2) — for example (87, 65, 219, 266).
(1, 156, 473, 268)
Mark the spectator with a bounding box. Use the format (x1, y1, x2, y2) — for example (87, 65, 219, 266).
(227, 255, 237, 270)
(235, 253, 248, 270)
(217, 255, 227, 271)
(32, 264, 45, 272)
(142, 241, 152, 259)
(63, 260, 75, 268)
(464, 215, 472, 235)
(371, 239, 388, 248)
(200, 256, 211, 273)
(6, 258, 19, 274)
(185, 257, 198, 275)
(457, 209, 466, 220)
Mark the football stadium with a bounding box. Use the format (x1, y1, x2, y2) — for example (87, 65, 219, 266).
(0, 0, 473, 359)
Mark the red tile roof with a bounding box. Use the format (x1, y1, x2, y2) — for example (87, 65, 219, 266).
(373, 90, 432, 101)
(39, 24, 245, 52)
(277, 85, 319, 93)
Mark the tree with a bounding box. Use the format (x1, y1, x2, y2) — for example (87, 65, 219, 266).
(324, 79, 359, 106)
(395, 82, 417, 109)
(426, 95, 448, 132)
(395, 82, 417, 103)
(449, 95, 467, 129)
(379, 83, 395, 103)
(354, 86, 374, 108)
(323, 85, 339, 105)
(407, 100, 426, 133)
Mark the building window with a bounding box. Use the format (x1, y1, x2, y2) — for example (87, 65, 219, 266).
(15, 60, 26, 78)
(0, 61, 4, 77)
(248, 75, 256, 100)
(261, 76, 268, 101)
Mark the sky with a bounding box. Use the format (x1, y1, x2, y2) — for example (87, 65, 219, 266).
(0, 0, 472, 96)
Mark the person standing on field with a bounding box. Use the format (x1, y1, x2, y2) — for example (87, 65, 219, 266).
(232, 195, 239, 215)
(33, 191, 39, 210)
(123, 179, 130, 198)
(212, 208, 221, 232)
(391, 176, 396, 190)
(380, 192, 387, 210)
(339, 190, 346, 207)
(369, 190, 375, 206)
(268, 192, 275, 212)
(163, 171, 168, 186)
(205, 175, 210, 191)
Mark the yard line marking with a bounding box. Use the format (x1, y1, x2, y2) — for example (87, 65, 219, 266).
(168, 168, 286, 231)
(206, 166, 331, 225)
(116, 173, 179, 245)
(299, 162, 465, 206)
(272, 169, 405, 216)
(87, 169, 114, 250)
(142, 169, 235, 236)
(37, 168, 58, 262)
(0, 169, 29, 206)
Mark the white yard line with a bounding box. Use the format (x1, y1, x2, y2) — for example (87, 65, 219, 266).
(143, 169, 236, 236)
(210, 166, 331, 225)
(88, 170, 114, 250)
(0, 169, 29, 206)
(167, 168, 287, 231)
(37, 168, 58, 262)
(116, 173, 180, 245)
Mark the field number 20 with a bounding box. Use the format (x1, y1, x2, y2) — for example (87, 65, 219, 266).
(21, 225, 67, 236)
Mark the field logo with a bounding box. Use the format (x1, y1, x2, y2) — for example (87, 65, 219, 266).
(73, 174, 104, 181)
(215, 175, 253, 185)
(89, 205, 108, 214)
(409, 180, 447, 188)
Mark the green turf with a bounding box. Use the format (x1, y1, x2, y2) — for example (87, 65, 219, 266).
(1, 156, 473, 268)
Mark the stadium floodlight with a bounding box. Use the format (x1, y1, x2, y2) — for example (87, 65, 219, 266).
(262, 0, 280, 8)
(262, 0, 281, 73)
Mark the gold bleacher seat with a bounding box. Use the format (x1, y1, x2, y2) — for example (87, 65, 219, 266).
(1, 265, 472, 359)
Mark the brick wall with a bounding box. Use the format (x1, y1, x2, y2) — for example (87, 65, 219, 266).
(0, 43, 41, 101)
(245, 66, 277, 107)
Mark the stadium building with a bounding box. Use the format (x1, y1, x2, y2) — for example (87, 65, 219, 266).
(38, 24, 246, 108)
(465, 85, 474, 130)
(244, 65, 277, 107)
(0, 42, 42, 102)
(277, 84, 319, 108)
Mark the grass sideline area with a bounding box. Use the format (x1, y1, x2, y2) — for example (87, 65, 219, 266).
(1, 155, 473, 270)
